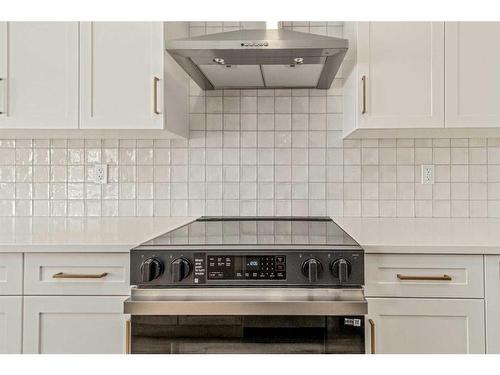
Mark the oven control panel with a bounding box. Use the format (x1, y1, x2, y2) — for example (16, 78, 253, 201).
(206, 255, 286, 280)
(131, 249, 364, 288)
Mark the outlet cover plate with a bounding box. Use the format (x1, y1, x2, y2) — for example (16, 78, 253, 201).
(421, 164, 435, 185)
(94, 164, 108, 184)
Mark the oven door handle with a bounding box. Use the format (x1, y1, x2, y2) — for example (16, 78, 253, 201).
(123, 288, 367, 316)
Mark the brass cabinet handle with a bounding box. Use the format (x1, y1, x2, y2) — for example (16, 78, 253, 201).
(361, 75, 367, 114)
(125, 319, 131, 354)
(368, 318, 375, 354)
(153, 76, 160, 115)
(52, 272, 108, 279)
(397, 274, 452, 281)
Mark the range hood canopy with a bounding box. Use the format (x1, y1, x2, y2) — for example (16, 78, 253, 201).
(166, 29, 348, 90)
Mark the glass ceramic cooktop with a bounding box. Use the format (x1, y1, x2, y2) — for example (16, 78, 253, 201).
(138, 217, 359, 247)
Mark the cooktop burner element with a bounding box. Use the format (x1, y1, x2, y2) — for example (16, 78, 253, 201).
(137, 216, 359, 247)
(130, 217, 364, 289)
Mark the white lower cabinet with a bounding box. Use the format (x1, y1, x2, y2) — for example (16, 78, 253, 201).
(0, 296, 22, 354)
(23, 296, 127, 354)
(485, 255, 500, 353)
(366, 298, 485, 354)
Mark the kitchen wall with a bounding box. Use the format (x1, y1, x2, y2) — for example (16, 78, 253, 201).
(1, 21, 500, 218)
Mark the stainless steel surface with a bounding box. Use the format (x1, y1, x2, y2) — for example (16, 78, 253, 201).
(137, 216, 360, 248)
(166, 28, 348, 90)
(361, 75, 367, 114)
(124, 287, 367, 316)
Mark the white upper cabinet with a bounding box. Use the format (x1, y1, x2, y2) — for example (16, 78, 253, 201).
(80, 22, 163, 130)
(344, 22, 445, 136)
(80, 22, 188, 135)
(446, 22, 500, 128)
(0, 22, 79, 129)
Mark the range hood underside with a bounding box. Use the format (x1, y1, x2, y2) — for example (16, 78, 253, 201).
(168, 49, 346, 90)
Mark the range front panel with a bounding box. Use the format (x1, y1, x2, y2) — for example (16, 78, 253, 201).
(130, 249, 364, 288)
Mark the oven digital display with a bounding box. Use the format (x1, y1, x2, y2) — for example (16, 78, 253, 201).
(246, 258, 260, 270)
(207, 255, 286, 280)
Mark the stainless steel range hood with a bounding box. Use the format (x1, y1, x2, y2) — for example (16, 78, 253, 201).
(166, 29, 348, 90)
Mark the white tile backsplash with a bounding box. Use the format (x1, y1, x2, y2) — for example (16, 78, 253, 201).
(0, 21, 500, 218)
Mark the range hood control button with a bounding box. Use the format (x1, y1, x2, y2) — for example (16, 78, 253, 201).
(141, 257, 164, 282)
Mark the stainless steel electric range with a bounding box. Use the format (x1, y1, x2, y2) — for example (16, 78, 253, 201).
(124, 216, 367, 354)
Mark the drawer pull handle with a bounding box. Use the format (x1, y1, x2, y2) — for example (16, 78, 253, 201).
(396, 274, 452, 281)
(52, 272, 108, 279)
(368, 318, 375, 354)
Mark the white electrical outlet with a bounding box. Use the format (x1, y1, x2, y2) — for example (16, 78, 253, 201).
(421, 164, 435, 185)
(94, 164, 108, 184)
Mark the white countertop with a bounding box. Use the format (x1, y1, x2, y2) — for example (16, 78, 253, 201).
(0, 217, 197, 252)
(333, 217, 500, 254)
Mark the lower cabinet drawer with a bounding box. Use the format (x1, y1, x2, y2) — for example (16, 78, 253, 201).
(24, 252, 129, 295)
(365, 254, 484, 298)
(23, 296, 127, 354)
(0, 253, 23, 295)
(366, 298, 485, 354)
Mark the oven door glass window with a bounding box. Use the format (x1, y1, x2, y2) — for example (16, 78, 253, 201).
(131, 315, 365, 354)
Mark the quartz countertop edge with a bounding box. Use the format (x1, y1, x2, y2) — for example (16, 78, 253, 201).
(0, 217, 198, 253)
(333, 217, 500, 254)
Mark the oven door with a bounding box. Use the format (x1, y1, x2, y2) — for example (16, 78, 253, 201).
(124, 288, 367, 354)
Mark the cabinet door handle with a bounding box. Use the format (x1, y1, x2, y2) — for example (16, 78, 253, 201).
(397, 274, 452, 281)
(153, 76, 160, 115)
(52, 272, 108, 279)
(125, 319, 131, 354)
(368, 318, 375, 354)
(361, 75, 367, 114)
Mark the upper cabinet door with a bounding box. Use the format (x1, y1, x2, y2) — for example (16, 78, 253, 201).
(0, 22, 78, 129)
(80, 22, 164, 130)
(446, 22, 500, 128)
(358, 22, 445, 129)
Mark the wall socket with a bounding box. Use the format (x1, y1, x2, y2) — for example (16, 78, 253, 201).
(421, 164, 435, 184)
(94, 164, 108, 184)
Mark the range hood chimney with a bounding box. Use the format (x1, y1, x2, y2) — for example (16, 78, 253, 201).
(166, 28, 348, 90)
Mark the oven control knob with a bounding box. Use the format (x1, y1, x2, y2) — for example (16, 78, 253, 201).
(171, 257, 191, 282)
(301, 258, 323, 283)
(141, 257, 164, 282)
(331, 258, 352, 283)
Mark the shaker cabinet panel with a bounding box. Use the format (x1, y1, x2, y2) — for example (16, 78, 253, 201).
(0, 253, 23, 295)
(79, 22, 164, 129)
(0, 22, 79, 129)
(0, 296, 22, 354)
(366, 298, 485, 354)
(485, 255, 500, 353)
(23, 296, 127, 354)
(445, 22, 500, 128)
(345, 22, 444, 132)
